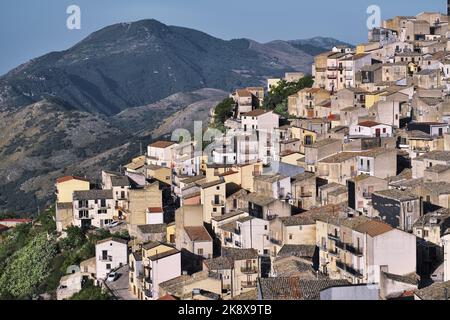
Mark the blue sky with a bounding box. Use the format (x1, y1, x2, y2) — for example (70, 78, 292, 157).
(0, 0, 445, 75)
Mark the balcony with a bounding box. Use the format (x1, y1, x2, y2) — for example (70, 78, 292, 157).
(336, 261, 363, 278)
(327, 66, 341, 71)
(225, 237, 233, 244)
(335, 241, 363, 256)
(241, 281, 257, 288)
(270, 238, 283, 246)
(241, 266, 258, 274)
(327, 74, 338, 79)
(327, 233, 340, 241)
(99, 255, 112, 262)
(300, 192, 313, 198)
(211, 200, 225, 206)
(328, 248, 339, 257)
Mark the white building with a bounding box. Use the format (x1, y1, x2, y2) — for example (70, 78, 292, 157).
(95, 237, 128, 280)
(443, 232, 450, 282)
(147, 141, 178, 168)
(73, 190, 115, 229)
(218, 216, 270, 255)
(240, 109, 280, 165)
(141, 243, 182, 300)
(349, 121, 393, 138)
(146, 207, 164, 225)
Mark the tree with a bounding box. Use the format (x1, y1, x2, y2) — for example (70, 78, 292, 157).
(264, 75, 314, 115)
(0, 233, 56, 299)
(213, 98, 235, 128)
(70, 280, 112, 300)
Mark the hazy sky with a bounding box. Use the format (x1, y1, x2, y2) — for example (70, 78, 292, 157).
(0, 0, 445, 75)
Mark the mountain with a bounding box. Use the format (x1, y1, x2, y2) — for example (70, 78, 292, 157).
(288, 36, 353, 56)
(0, 19, 348, 214)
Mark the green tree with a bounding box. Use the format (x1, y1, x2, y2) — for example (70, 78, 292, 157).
(0, 233, 57, 299)
(70, 280, 112, 300)
(264, 75, 314, 115)
(213, 98, 235, 128)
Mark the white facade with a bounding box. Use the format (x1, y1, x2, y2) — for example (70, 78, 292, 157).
(146, 208, 164, 225)
(73, 193, 115, 229)
(349, 123, 393, 137)
(145, 252, 181, 299)
(95, 239, 128, 280)
(443, 234, 450, 282)
(370, 229, 417, 283)
(235, 218, 270, 255)
(147, 143, 178, 168)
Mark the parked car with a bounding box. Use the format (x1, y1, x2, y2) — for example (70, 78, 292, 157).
(108, 221, 121, 228)
(107, 272, 117, 282)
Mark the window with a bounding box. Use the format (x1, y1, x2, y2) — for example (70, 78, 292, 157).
(264, 225, 268, 230)
(289, 234, 293, 240)
(106, 264, 111, 270)
(197, 248, 204, 256)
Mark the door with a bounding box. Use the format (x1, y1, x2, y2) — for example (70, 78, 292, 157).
(375, 128, 381, 137)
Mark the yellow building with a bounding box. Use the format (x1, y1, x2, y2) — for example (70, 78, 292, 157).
(365, 91, 382, 109)
(167, 222, 176, 244)
(146, 164, 172, 185)
(56, 176, 90, 203)
(200, 179, 226, 223)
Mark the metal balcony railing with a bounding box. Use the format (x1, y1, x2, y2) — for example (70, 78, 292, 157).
(241, 266, 258, 274)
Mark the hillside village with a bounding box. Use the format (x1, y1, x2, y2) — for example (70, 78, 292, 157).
(6, 8, 450, 301)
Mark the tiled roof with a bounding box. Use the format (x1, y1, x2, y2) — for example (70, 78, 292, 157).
(96, 237, 128, 245)
(373, 189, 418, 201)
(243, 109, 271, 117)
(277, 245, 316, 259)
(242, 193, 276, 207)
(415, 281, 450, 300)
(254, 174, 288, 183)
(56, 176, 90, 184)
(358, 120, 382, 127)
(111, 176, 130, 187)
(353, 220, 393, 237)
(73, 189, 113, 200)
(204, 256, 234, 270)
(222, 247, 258, 261)
(184, 226, 212, 242)
(383, 272, 419, 285)
(148, 140, 177, 149)
(137, 224, 167, 234)
(259, 278, 350, 300)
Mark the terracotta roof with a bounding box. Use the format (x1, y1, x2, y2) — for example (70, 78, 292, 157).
(184, 226, 212, 242)
(236, 89, 252, 97)
(353, 220, 393, 237)
(0, 224, 9, 232)
(243, 109, 271, 117)
(149, 140, 177, 149)
(358, 120, 382, 127)
(56, 176, 89, 184)
(147, 207, 163, 213)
